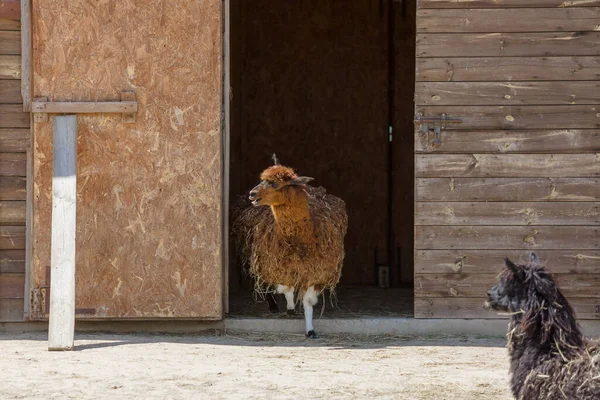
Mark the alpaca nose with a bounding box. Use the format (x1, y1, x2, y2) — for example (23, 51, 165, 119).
(249, 189, 258, 200)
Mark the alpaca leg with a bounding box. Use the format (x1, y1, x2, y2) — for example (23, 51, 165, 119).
(276, 284, 295, 315)
(302, 286, 318, 338)
(266, 293, 279, 313)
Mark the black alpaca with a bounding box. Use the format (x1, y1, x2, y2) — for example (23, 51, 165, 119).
(485, 253, 600, 399)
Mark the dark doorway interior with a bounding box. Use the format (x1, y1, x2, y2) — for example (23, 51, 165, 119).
(228, 0, 416, 318)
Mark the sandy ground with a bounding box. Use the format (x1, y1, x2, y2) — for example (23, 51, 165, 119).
(0, 332, 512, 400)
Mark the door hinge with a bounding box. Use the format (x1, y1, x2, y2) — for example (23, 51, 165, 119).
(414, 113, 462, 148)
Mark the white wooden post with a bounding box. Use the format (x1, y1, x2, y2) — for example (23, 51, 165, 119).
(48, 115, 77, 351)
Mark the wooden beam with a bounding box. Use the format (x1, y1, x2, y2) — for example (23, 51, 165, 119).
(48, 115, 77, 351)
(32, 101, 137, 114)
(20, 0, 31, 111)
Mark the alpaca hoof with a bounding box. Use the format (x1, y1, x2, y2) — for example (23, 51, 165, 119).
(287, 309, 295, 316)
(306, 330, 317, 339)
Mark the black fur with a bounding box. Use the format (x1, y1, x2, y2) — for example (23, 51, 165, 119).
(486, 253, 600, 399)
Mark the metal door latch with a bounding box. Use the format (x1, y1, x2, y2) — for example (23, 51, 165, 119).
(414, 113, 463, 148)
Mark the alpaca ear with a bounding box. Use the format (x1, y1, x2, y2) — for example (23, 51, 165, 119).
(529, 252, 539, 264)
(289, 176, 314, 186)
(505, 258, 525, 281)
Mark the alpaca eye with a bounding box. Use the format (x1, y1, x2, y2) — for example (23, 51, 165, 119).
(269, 181, 278, 188)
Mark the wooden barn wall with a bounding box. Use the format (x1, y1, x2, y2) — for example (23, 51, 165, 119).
(0, 0, 28, 322)
(414, 0, 600, 319)
(231, 0, 416, 286)
(31, 0, 223, 319)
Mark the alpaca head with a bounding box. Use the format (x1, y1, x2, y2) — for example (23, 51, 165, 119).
(485, 253, 581, 346)
(248, 165, 313, 207)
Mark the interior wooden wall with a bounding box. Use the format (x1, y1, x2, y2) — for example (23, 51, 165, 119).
(414, 0, 600, 318)
(230, 0, 416, 287)
(0, 0, 28, 322)
(31, 0, 223, 319)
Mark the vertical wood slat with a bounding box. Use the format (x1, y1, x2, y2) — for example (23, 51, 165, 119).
(21, 0, 31, 111)
(48, 115, 77, 351)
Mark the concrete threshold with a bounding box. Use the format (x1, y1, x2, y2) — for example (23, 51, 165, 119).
(2, 318, 600, 338)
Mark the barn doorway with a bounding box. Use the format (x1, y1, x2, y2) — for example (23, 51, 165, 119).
(227, 0, 416, 318)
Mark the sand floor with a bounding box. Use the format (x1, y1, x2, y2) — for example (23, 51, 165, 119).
(0, 332, 512, 400)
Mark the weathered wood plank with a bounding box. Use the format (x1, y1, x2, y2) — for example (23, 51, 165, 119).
(416, 105, 600, 130)
(417, 8, 600, 33)
(415, 178, 600, 202)
(48, 115, 77, 351)
(0, 176, 26, 200)
(0, 298, 23, 321)
(415, 226, 599, 249)
(417, 33, 600, 58)
(0, 249, 24, 273)
(0, 55, 19, 79)
(415, 130, 600, 153)
(415, 82, 600, 106)
(20, 0, 30, 111)
(0, 0, 20, 19)
(415, 250, 600, 274)
(416, 202, 600, 226)
(0, 80, 22, 103)
(0, 274, 24, 298)
(0, 226, 25, 249)
(0, 30, 20, 54)
(0, 201, 25, 225)
(0, 153, 25, 176)
(414, 298, 600, 320)
(418, 0, 600, 8)
(0, 19, 20, 30)
(416, 57, 600, 82)
(0, 105, 28, 128)
(0, 128, 29, 152)
(415, 154, 599, 178)
(415, 273, 600, 298)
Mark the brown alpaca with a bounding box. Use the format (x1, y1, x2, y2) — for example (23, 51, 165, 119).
(233, 163, 347, 338)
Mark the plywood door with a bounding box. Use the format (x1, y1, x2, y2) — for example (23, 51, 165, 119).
(414, 0, 600, 319)
(31, 1, 223, 319)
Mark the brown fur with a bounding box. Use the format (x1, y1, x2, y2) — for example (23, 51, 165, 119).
(232, 165, 347, 297)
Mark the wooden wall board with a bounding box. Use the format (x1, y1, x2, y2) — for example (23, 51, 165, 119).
(0, 153, 25, 176)
(416, 57, 600, 82)
(0, 55, 19, 79)
(416, 202, 599, 226)
(415, 154, 600, 178)
(418, 0, 600, 8)
(0, 226, 25, 249)
(0, 80, 22, 103)
(0, 177, 26, 200)
(415, 226, 599, 250)
(415, 82, 600, 106)
(415, 178, 600, 202)
(0, 128, 30, 152)
(415, 250, 600, 274)
(417, 8, 600, 33)
(416, 105, 600, 130)
(0, 298, 23, 321)
(417, 32, 600, 58)
(415, 298, 600, 320)
(415, 273, 600, 298)
(0, 201, 25, 225)
(0, 249, 24, 273)
(0, 105, 28, 127)
(0, 0, 20, 19)
(32, 0, 223, 319)
(0, 274, 24, 298)
(415, 130, 600, 154)
(0, 30, 20, 54)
